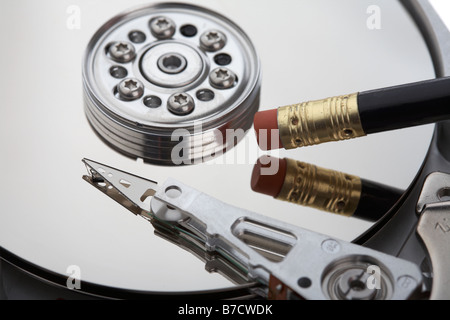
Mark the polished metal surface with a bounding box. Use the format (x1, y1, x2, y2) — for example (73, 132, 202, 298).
(82, 3, 262, 165)
(278, 93, 366, 149)
(140, 42, 203, 87)
(117, 78, 145, 101)
(149, 16, 176, 39)
(322, 260, 392, 300)
(157, 52, 188, 74)
(417, 172, 450, 300)
(209, 67, 237, 89)
(108, 41, 136, 63)
(276, 159, 362, 217)
(200, 30, 227, 52)
(417, 203, 450, 300)
(82, 159, 157, 220)
(417, 172, 450, 212)
(167, 92, 196, 115)
(359, 0, 450, 278)
(0, 0, 436, 293)
(147, 175, 422, 300)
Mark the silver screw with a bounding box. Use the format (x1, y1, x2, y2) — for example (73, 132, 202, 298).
(117, 78, 144, 101)
(209, 67, 236, 89)
(200, 30, 227, 52)
(167, 93, 195, 116)
(149, 16, 176, 40)
(108, 41, 136, 63)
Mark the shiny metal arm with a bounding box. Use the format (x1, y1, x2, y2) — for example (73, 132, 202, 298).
(82, 158, 422, 300)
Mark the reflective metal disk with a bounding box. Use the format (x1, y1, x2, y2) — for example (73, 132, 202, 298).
(83, 3, 262, 165)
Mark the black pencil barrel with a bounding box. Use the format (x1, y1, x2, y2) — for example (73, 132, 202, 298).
(354, 179, 404, 222)
(358, 77, 450, 134)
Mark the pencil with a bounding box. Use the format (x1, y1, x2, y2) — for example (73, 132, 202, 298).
(254, 77, 450, 150)
(251, 156, 403, 222)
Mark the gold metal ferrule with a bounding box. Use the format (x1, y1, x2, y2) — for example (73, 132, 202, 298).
(277, 93, 366, 149)
(276, 159, 362, 217)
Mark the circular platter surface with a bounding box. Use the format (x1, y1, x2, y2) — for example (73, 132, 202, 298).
(0, 0, 436, 294)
